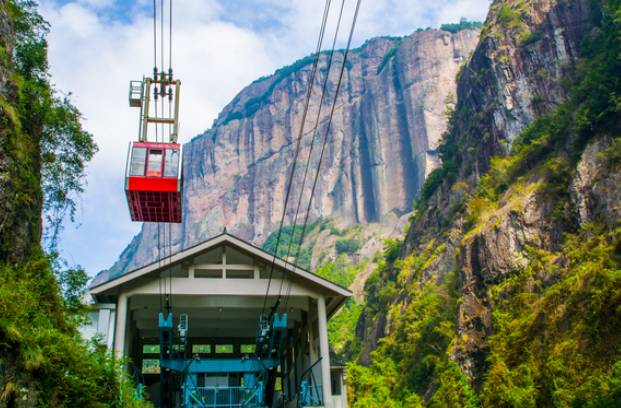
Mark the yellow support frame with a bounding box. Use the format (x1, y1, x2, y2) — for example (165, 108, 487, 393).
(131, 73, 181, 143)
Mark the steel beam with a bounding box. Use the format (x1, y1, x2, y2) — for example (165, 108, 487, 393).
(160, 358, 278, 373)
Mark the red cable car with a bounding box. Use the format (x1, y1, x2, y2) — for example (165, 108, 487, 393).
(125, 75, 183, 223)
(125, 141, 182, 223)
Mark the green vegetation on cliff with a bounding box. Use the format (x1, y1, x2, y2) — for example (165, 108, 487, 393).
(0, 253, 145, 406)
(348, 0, 621, 406)
(440, 19, 483, 33)
(261, 220, 323, 269)
(481, 224, 621, 406)
(348, 241, 479, 407)
(0, 1, 147, 405)
(261, 219, 373, 359)
(315, 255, 366, 358)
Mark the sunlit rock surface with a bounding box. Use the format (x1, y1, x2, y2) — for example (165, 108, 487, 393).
(95, 28, 479, 284)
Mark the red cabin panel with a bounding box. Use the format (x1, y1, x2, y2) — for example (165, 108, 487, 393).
(125, 141, 182, 223)
(127, 176, 179, 192)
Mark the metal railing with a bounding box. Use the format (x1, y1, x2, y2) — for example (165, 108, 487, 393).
(186, 386, 262, 408)
(298, 358, 324, 407)
(299, 382, 323, 407)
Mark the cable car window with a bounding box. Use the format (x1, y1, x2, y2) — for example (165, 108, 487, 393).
(129, 147, 147, 176)
(142, 344, 160, 354)
(142, 359, 160, 374)
(192, 344, 211, 354)
(147, 149, 163, 176)
(215, 344, 233, 354)
(164, 148, 179, 177)
(240, 344, 255, 354)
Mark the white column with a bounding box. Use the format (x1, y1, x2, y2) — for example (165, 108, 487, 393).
(97, 308, 111, 343)
(342, 371, 348, 408)
(114, 293, 128, 358)
(222, 246, 227, 279)
(317, 295, 333, 408)
(308, 314, 318, 363)
(106, 310, 116, 350)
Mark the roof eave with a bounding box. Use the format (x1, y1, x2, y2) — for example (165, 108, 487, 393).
(90, 232, 352, 299)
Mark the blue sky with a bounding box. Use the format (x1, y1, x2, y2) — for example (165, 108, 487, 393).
(40, 0, 490, 275)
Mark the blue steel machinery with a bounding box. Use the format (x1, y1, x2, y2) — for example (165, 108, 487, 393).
(157, 311, 288, 407)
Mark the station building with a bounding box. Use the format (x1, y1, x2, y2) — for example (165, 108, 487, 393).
(85, 232, 351, 408)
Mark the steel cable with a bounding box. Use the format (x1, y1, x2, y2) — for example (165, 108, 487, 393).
(260, 0, 333, 317)
(284, 0, 362, 310)
(278, 0, 346, 310)
(169, 0, 172, 74)
(153, 0, 157, 72)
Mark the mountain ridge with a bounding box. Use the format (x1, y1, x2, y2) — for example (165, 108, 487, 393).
(95, 26, 480, 284)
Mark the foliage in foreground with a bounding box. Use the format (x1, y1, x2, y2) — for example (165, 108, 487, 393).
(481, 225, 621, 407)
(0, 1, 147, 406)
(348, 242, 478, 407)
(349, 224, 621, 407)
(6, 0, 97, 250)
(0, 252, 149, 407)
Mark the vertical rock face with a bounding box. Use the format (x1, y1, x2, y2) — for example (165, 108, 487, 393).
(0, 6, 18, 261)
(399, 0, 596, 262)
(98, 28, 480, 282)
(411, 3, 597, 385)
(356, 0, 620, 394)
(446, 0, 593, 180)
(0, 5, 41, 265)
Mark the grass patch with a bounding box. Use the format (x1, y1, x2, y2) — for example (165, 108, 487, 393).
(440, 19, 483, 33)
(376, 38, 403, 75)
(519, 30, 544, 46)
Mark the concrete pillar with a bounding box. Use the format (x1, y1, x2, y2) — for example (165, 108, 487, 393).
(342, 370, 348, 408)
(106, 310, 116, 350)
(308, 301, 318, 363)
(317, 295, 332, 408)
(309, 325, 318, 363)
(125, 309, 134, 360)
(97, 308, 111, 343)
(114, 293, 128, 358)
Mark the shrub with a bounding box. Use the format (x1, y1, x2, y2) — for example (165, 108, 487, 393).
(420, 168, 444, 201)
(261, 220, 322, 269)
(440, 19, 483, 33)
(519, 30, 544, 46)
(335, 238, 361, 255)
(376, 41, 402, 75)
(497, 5, 523, 28)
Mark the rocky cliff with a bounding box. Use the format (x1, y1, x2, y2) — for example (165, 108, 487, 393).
(0, 2, 134, 405)
(402, 0, 597, 377)
(0, 3, 41, 265)
(351, 0, 621, 405)
(99, 27, 480, 282)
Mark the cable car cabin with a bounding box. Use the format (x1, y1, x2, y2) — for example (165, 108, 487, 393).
(125, 141, 182, 223)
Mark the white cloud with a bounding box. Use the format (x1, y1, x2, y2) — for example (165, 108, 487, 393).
(76, 0, 115, 10)
(41, 0, 489, 274)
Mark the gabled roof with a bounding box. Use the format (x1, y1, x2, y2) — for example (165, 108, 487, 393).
(89, 232, 352, 299)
